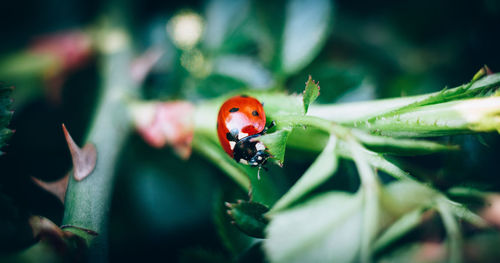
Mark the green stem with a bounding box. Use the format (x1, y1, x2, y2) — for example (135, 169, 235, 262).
(354, 96, 500, 137)
(437, 198, 463, 263)
(276, 115, 411, 179)
(274, 115, 349, 137)
(349, 139, 380, 263)
(192, 135, 250, 191)
(308, 73, 500, 125)
(62, 18, 136, 261)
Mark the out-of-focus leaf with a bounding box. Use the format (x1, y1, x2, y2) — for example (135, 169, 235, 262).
(0, 84, 13, 154)
(375, 181, 440, 254)
(212, 55, 273, 89)
(381, 180, 438, 217)
(302, 75, 320, 113)
(1, 241, 62, 263)
(374, 208, 424, 252)
(226, 200, 269, 238)
(264, 192, 362, 263)
(436, 198, 463, 263)
(448, 201, 488, 228)
(348, 138, 380, 262)
(256, 93, 304, 116)
(192, 136, 250, 191)
(245, 164, 281, 207)
(377, 242, 445, 263)
(280, 0, 333, 75)
(203, 0, 250, 51)
(288, 63, 367, 103)
(0, 53, 56, 79)
(270, 135, 337, 212)
(179, 247, 230, 263)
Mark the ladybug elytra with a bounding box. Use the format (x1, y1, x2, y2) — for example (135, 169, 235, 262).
(216, 95, 273, 174)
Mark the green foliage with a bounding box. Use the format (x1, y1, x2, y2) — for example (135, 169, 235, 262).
(280, 0, 333, 76)
(270, 135, 337, 212)
(3, 0, 500, 262)
(226, 200, 269, 238)
(265, 192, 362, 263)
(302, 75, 320, 113)
(258, 128, 292, 165)
(0, 84, 13, 154)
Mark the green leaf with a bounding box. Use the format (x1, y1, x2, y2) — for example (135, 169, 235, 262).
(257, 93, 304, 116)
(203, 0, 250, 51)
(348, 139, 381, 263)
(226, 200, 270, 238)
(212, 192, 255, 255)
(179, 247, 230, 263)
(447, 201, 488, 228)
(374, 209, 424, 253)
(270, 135, 337, 213)
(280, 0, 333, 75)
(192, 136, 251, 191)
(302, 75, 320, 114)
(258, 128, 292, 165)
(212, 55, 274, 89)
(381, 181, 438, 217)
(264, 192, 363, 263)
(437, 198, 463, 263)
(0, 84, 13, 155)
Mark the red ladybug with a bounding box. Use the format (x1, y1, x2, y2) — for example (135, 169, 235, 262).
(217, 95, 274, 171)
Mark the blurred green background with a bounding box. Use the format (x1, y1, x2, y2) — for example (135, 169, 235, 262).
(1, 0, 500, 262)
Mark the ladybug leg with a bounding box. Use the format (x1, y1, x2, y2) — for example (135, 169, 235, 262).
(259, 120, 276, 135)
(268, 120, 276, 129)
(257, 166, 262, 180)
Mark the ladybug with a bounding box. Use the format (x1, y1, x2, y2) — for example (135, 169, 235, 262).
(217, 95, 274, 175)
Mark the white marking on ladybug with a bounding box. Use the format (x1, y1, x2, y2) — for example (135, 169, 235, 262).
(257, 156, 263, 161)
(239, 159, 249, 165)
(238, 132, 248, 140)
(256, 142, 265, 151)
(229, 141, 236, 150)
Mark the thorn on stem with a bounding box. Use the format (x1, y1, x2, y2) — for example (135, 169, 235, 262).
(62, 124, 97, 181)
(31, 174, 70, 204)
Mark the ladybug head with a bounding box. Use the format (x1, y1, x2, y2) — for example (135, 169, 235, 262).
(233, 134, 270, 172)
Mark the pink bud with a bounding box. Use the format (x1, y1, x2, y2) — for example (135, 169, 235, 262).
(135, 101, 195, 159)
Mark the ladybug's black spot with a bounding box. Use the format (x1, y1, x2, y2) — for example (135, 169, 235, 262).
(240, 95, 248, 98)
(229, 107, 239, 112)
(252, 110, 259, 116)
